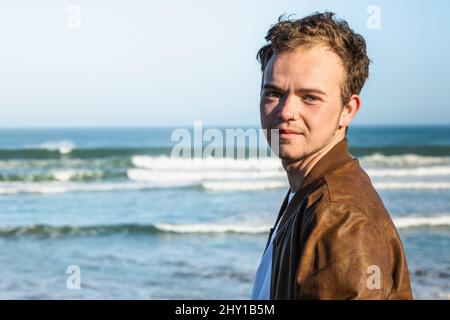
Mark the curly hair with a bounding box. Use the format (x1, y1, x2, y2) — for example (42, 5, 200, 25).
(257, 12, 371, 108)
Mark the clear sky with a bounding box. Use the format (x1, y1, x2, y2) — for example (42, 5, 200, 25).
(1, 0, 449, 127)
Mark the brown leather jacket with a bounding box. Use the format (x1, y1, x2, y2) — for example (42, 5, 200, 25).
(266, 137, 413, 299)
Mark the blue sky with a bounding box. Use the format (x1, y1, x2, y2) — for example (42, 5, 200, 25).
(1, 0, 449, 127)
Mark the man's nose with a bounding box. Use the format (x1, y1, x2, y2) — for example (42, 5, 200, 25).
(277, 94, 299, 122)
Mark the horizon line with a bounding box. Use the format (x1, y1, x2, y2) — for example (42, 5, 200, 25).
(0, 123, 450, 129)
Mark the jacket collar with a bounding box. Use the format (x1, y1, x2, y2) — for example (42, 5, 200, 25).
(268, 137, 355, 250)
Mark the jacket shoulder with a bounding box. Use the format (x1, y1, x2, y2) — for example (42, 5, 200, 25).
(319, 158, 392, 228)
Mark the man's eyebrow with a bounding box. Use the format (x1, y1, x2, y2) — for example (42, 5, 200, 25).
(262, 83, 327, 96)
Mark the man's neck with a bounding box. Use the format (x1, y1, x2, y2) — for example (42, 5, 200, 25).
(282, 129, 346, 193)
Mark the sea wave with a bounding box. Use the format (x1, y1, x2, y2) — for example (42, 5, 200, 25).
(1, 150, 450, 191)
(0, 169, 109, 182)
(127, 168, 284, 183)
(351, 145, 450, 157)
(84, 153, 450, 176)
(2, 144, 450, 161)
(374, 182, 450, 190)
(0, 158, 131, 170)
(25, 141, 76, 155)
(0, 179, 287, 194)
(133, 154, 450, 171)
(0, 182, 166, 194)
(0, 147, 172, 160)
(1, 215, 449, 238)
(131, 155, 282, 171)
(0, 223, 271, 238)
(2, 162, 450, 184)
(2, 179, 450, 195)
(366, 166, 450, 177)
(360, 153, 450, 167)
(202, 181, 287, 191)
(393, 215, 450, 228)
(153, 223, 270, 234)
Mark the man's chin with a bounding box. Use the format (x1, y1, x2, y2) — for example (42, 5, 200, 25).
(277, 149, 305, 163)
(269, 142, 307, 162)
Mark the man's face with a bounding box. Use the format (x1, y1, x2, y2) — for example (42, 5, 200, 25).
(260, 44, 346, 163)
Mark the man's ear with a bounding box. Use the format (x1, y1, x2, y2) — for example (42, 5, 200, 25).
(339, 94, 361, 127)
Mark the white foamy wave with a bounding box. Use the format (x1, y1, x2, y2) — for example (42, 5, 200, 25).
(374, 182, 450, 190)
(0, 184, 68, 194)
(436, 291, 450, 300)
(0, 188, 22, 195)
(202, 180, 287, 191)
(26, 140, 76, 154)
(129, 156, 285, 190)
(361, 153, 450, 167)
(154, 223, 270, 234)
(127, 168, 284, 183)
(0, 178, 287, 195)
(367, 166, 450, 177)
(153, 215, 450, 233)
(131, 155, 282, 171)
(52, 170, 102, 182)
(0, 182, 169, 195)
(394, 215, 450, 228)
(53, 170, 78, 182)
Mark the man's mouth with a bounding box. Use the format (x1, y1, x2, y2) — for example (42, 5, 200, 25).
(278, 128, 302, 139)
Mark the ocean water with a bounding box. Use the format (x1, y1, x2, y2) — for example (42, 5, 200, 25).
(0, 126, 449, 299)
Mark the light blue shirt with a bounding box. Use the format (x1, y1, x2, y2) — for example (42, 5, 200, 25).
(251, 191, 296, 299)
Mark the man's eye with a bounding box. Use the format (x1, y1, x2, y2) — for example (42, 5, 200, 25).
(264, 91, 282, 98)
(304, 95, 318, 103)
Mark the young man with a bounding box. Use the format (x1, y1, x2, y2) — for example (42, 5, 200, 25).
(251, 12, 413, 300)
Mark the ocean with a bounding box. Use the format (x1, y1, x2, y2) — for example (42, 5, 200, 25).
(0, 125, 449, 299)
